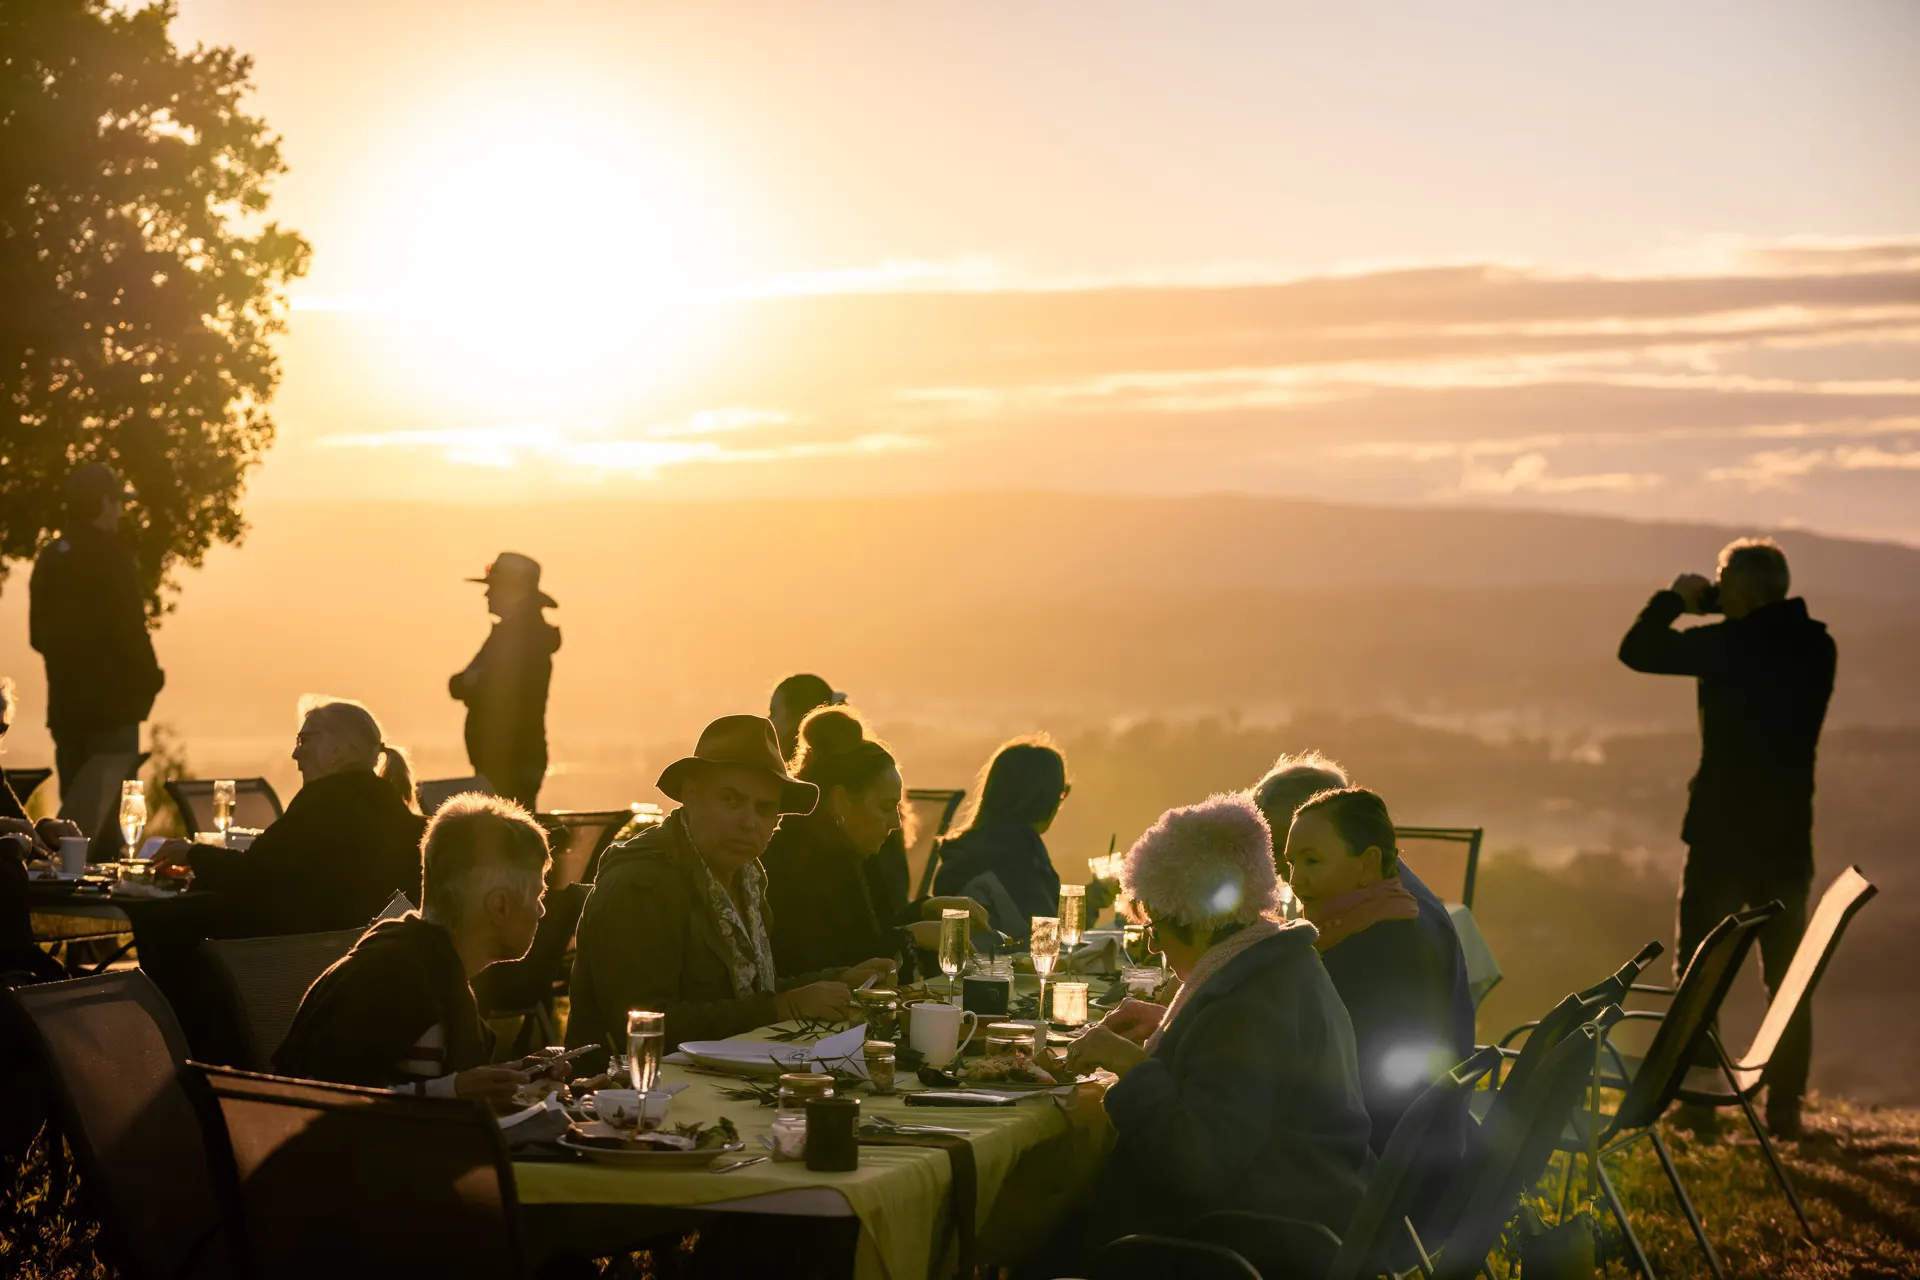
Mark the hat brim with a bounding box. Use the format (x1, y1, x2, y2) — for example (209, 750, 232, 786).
(466, 576, 558, 608)
(657, 757, 817, 815)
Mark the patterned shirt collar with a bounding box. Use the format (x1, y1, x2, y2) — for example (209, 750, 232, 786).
(686, 831, 778, 997)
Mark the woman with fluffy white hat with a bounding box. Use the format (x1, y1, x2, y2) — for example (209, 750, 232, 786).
(1063, 792, 1374, 1255)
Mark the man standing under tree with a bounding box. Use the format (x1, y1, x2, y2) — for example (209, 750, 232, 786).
(450, 553, 560, 811)
(1618, 537, 1835, 1139)
(28, 463, 165, 805)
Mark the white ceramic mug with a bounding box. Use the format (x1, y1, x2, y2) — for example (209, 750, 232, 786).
(909, 1001, 978, 1068)
(57, 836, 87, 876)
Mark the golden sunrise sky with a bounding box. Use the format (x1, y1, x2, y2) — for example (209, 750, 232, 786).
(174, 0, 1920, 539)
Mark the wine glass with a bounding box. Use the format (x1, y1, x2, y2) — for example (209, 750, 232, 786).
(1057, 885, 1086, 969)
(118, 780, 147, 856)
(1030, 916, 1060, 1025)
(938, 908, 970, 997)
(213, 779, 237, 838)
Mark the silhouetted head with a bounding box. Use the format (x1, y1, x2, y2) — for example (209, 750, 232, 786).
(1282, 786, 1400, 919)
(1249, 751, 1350, 838)
(66, 462, 132, 534)
(1715, 537, 1790, 620)
(420, 793, 550, 971)
(292, 695, 418, 811)
(956, 736, 1071, 837)
(769, 673, 839, 761)
(792, 706, 902, 857)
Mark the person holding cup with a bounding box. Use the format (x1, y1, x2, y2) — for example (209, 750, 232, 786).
(1062, 793, 1372, 1260)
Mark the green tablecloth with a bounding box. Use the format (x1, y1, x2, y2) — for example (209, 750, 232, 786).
(513, 1025, 1111, 1280)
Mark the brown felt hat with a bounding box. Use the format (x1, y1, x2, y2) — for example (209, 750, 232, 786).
(657, 715, 818, 815)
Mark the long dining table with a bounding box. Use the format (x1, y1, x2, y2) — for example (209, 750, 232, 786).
(513, 1021, 1115, 1280)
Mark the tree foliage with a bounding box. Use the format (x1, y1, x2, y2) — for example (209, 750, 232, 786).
(0, 0, 308, 610)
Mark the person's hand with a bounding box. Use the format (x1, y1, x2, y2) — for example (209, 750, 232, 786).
(1095, 997, 1168, 1045)
(1065, 1026, 1149, 1078)
(34, 818, 82, 852)
(922, 896, 991, 931)
(839, 957, 899, 989)
(775, 980, 854, 1023)
(906, 918, 975, 955)
(0, 817, 37, 846)
(1670, 573, 1714, 614)
(452, 1065, 529, 1102)
(147, 838, 199, 872)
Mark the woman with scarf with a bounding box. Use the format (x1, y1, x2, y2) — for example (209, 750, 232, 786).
(1063, 793, 1373, 1256)
(1282, 786, 1475, 1176)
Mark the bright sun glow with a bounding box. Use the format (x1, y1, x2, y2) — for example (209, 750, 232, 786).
(336, 87, 744, 421)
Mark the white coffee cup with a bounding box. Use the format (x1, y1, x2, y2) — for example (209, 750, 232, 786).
(57, 836, 87, 876)
(909, 1001, 978, 1068)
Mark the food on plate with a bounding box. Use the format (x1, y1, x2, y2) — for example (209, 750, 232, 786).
(957, 1052, 1057, 1086)
(567, 1115, 739, 1152)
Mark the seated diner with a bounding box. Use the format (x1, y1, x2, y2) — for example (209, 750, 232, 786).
(566, 714, 896, 1053)
(931, 735, 1070, 940)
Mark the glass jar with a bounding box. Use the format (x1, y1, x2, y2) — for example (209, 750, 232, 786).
(984, 1022, 1035, 1057)
(854, 987, 900, 1042)
(862, 1040, 896, 1092)
(773, 1073, 835, 1162)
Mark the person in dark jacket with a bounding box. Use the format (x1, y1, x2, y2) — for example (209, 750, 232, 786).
(763, 707, 984, 975)
(1283, 787, 1475, 1213)
(450, 552, 560, 811)
(1065, 794, 1373, 1264)
(0, 678, 82, 854)
(931, 736, 1069, 940)
(1618, 537, 1835, 1138)
(567, 715, 895, 1053)
(151, 697, 426, 936)
(27, 463, 164, 808)
(275, 794, 547, 1100)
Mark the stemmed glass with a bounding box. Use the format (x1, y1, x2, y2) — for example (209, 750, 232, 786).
(1057, 885, 1085, 972)
(212, 779, 237, 839)
(1030, 916, 1060, 1027)
(938, 908, 970, 998)
(118, 780, 147, 856)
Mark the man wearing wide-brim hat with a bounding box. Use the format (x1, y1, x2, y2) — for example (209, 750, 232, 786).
(449, 551, 560, 810)
(567, 715, 898, 1053)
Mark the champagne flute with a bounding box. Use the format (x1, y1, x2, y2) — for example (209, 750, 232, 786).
(938, 907, 970, 997)
(1057, 885, 1086, 970)
(213, 779, 237, 838)
(627, 1010, 665, 1092)
(118, 780, 147, 856)
(1030, 916, 1060, 1026)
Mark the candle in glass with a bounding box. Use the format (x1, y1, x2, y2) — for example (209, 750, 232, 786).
(1030, 916, 1060, 1023)
(1052, 981, 1089, 1027)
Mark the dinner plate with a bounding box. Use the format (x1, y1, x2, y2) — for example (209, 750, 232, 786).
(678, 1040, 817, 1078)
(946, 1074, 1096, 1092)
(557, 1132, 744, 1169)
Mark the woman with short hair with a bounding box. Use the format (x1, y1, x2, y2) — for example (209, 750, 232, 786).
(931, 736, 1070, 940)
(1064, 793, 1373, 1255)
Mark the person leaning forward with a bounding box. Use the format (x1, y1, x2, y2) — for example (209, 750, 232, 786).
(566, 715, 897, 1054)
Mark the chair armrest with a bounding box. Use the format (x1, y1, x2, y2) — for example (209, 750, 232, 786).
(1627, 983, 1676, 996)
(1496, 1020, 1543, 1049)
(1614, 1010, 1668, 1023)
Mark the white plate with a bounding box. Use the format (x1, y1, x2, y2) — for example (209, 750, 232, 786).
(557, 1131, 743, 1168)
(678, 1040, 817, 1078)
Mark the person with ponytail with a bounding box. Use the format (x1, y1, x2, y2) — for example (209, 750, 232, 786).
(151, 696, 427, 936)
(762, 707, 984, 975)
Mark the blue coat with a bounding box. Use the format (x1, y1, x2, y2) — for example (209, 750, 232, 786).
(1090, 925, 1375, 1247)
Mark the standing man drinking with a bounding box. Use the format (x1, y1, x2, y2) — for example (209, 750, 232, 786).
(1619, 537, 1835, 1138)
(450, 552, 560, 811)
(28, 463, 164, 803)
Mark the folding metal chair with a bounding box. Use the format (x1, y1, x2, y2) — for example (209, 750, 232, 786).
(200, 927, 367, 1070)
(1, 971, 230, 1279)
(906, 787, 967, 900)
(416, 775, 493, 815)
(166, 777, 285, 835)
(6, 765, 53, 808)
(185, 1063, 528, 1279)
(1392, 826, 1483, 907)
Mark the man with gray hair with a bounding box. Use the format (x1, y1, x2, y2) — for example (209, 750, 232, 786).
(1619, 536, 1836, 1138)
(274, 794, 549, 1100)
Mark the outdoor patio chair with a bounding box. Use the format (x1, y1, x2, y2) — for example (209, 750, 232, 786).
(1391, 826, 1483, 907)
(1, 971, 230, 1279)
(472, 880, 591, 1056)
(166, 777, 285, 836)
(906, 787, 968, 899)
(416, 774, 492, 815)
(1610, 866, 1876, 1246)
(199, 927, 366, 1070)
(6, 765, 53, 808)
(540, 808, 635, 888)
(1189, 1046, 1506, 1280)
(1484, 939, 1664, 1092)
(185, 1063, 528, 1280)
(1089, 1235, 1264, 1280)
(1548, 904, 1781, 1280)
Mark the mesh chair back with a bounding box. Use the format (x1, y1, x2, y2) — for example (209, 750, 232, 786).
(905, 787, 967, 899)
(199, 928, 367, 1070)
(1092, 1235, 1265, 1280)
(58, 751, 150, 855)
(1433, 1015, 1618, 1280)
(1611, 904, 1777, 1134)
(7, 765, 54, 808)
(165, 778, 285, 835)
(416, 776, 493, 815)
(1579, 939, 1666, 1005)
(3, 972, 228, 1280)
(542, 809, 635, 887)
(1392, 826, 1483, 907)
(473, 881, 591, 1015)
(1727, 866, 1875, 1093)
(188, 1064, 527, 1279)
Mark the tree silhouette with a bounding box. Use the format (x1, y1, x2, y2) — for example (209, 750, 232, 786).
(0, 0, 309, 610)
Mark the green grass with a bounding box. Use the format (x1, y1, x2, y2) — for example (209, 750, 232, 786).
(6, 1097, 1917, 1277)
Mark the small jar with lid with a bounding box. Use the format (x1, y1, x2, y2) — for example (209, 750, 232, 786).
(772, 1073, 836, 1162)
(984, 1022, 1037, 1058)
